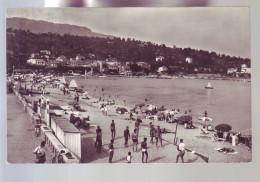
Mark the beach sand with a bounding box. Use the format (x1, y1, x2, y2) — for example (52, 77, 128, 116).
(16, 81, 252, 163)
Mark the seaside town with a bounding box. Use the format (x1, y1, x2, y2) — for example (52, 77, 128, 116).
(6, 13, 252, 164)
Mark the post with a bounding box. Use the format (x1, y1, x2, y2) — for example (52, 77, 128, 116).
(45, 98, 50, 127)
(174, 122, 179, 145)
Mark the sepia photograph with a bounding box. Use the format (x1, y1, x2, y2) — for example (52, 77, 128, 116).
(6, 7, 251, 164)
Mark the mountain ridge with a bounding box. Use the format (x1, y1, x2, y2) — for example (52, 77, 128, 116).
(6, 17, 114, 39)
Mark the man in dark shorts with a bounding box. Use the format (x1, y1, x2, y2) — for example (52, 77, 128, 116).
(132, 129, 138, 152)
(108, 139, 114, 163)
(141, 137, 148, 163)
(95, 126, 102, 148)
(124, 126, 130, 147)
(110, 120, 116, 139)
(176, 139, 186, 163)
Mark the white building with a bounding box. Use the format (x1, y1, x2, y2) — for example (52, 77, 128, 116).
(156, 56, 164, 62)
(185, 57, 193, 64)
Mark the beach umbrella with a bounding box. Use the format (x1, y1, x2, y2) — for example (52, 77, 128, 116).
(116, 107, 128, 114)
(68, 101, 79, 105)
(215, 124, 232, 132)
(241, 128, 252, 137)
(199, 117, 213, 125)
(177, 115, 192, 123)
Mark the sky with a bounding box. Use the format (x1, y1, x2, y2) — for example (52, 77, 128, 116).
(6, 7, 250, 58)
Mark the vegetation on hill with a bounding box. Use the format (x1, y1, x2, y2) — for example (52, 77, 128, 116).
(6, 28, 250, 74)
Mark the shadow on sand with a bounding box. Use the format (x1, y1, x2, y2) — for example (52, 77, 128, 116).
(81, 136, 109, 163)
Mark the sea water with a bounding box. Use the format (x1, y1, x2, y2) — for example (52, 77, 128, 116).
(76, 77, 251, 131)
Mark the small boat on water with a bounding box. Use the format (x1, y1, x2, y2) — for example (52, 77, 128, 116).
(205, 82, 213, 89)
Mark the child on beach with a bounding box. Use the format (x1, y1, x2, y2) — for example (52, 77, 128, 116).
(126, 152, 132, 163)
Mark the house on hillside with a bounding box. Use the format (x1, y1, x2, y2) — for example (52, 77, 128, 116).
(137, 62, 151, 70)
(40, 50, 51, 55)
(56, 55, 67, 62)
(157, 66, 168, 73)
(156, 56, 164, 62)
(76, 55, 85, 61)
(27, 58, 46, 66)
(185, 57, 193, 64)
(45, 60, 61, 69)
(31, 53, 41, 59)
(227, 68, 237, 75)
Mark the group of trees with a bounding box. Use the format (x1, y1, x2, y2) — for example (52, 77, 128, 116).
(6, 28, 250, 75)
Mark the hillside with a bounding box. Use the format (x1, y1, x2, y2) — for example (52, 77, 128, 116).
(6, 17, 114, 39)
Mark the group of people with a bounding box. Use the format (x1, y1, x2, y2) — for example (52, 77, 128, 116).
(92, 119, 186, 163)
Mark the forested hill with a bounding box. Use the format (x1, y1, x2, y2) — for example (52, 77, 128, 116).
(6, 17, 114, 39)
(6, 28, 250, 74)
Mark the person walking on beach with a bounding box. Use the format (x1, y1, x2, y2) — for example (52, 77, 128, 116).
(95, 126, 102, 148)
(149, 123, 155, 144)
(96, 131, 102, 153)
(135, 120, 140, 136)
(108, 139, 114, 163)
(124, 126, 130, 147)
(132, 129, 138, 152)
(141, 137, 148, 163)
(110, 120, 116, 139)
(176, 139, 185, 163)
(33, 141, 46, 163)
(104, 105, 108, 116)
(155, 126, 163, 147)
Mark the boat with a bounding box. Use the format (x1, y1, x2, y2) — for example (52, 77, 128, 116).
(205, 82, 213, 89)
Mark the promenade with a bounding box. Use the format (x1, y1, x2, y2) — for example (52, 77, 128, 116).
(7, 94, 52, 163)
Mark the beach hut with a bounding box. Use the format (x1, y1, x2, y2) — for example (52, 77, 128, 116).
(68, 79, 78, 90)
(50, 116, 81, 160)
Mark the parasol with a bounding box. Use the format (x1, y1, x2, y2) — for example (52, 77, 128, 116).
(215, 124, 232, 132)
(177, 115, 192, 123)
(199, 117, 213, 126)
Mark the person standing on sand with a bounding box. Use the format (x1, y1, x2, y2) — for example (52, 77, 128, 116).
(104, 105, 108, 115)
(124, 126, 130, 146)
(132, 129, 138, 152)
(135, 120, 140, 136)
(176, 139, 185, 163)
(141, 137, 148, 163)
(155, 126, 163, 147)
(95, 126, 102, 148)
(108, 139, 114, 163)
(110, 120, 116, 139)
(96, 131, 102, 153)
(149, 124, 155, 144)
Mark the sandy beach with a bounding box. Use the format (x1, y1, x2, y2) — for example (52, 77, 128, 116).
(11, 78, 252, 163)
